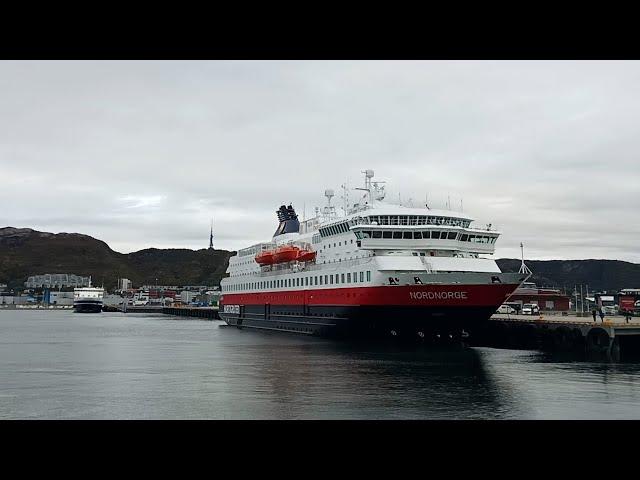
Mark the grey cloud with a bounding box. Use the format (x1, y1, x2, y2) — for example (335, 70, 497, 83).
(1, 61, 639, 262)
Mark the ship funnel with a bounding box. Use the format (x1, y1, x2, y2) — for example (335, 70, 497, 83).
(273, 204, 300, 237)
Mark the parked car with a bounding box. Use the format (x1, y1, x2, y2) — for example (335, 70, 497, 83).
(603, 306, 616, 315)
(497, 304, 516, 314)
(521, 304, 540, 315)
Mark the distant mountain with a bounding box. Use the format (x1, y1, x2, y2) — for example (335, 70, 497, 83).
(497, 259, 640, 292)
(0, 227, 234, 290)
(2, 227, 639, 292)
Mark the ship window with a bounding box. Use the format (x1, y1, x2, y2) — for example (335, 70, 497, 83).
(319, 276, 323, 285)
(315, 276, 318, 285)
(347, 273, 351, 283)
(432, 231, 440, 239)
(403, 231, 412, 239)
(372, 231, 382, 239)
(355, 231, 362, 239)
(390, 216, 398, 225)
(383, 231, 392, 239)
(460, 234, 468, 242)
(305, 277, 308, 286)
(351, 239, 353, 244)
(448, 232, 457, 240)
(422, 231, 430, 238)
(341, 273, 345, 283)
(324, 275, 328, 285)
(367, 271, 371, 282)
(334, 243, 336, 247)
(362, 231, 371, 239)
(414, 231, 422, 239)
(330, 275, 334, 285)
(468, 235, 475, 242)
(360, 272, 364, 282)
(420, 252, 426, 256)
(339, 242, 341, 246)
(353, 272, 358, 283)
(393, 231, 402, 239)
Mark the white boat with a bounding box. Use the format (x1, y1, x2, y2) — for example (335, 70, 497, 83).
(73, 278, 104, 313)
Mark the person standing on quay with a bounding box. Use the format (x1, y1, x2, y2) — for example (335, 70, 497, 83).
(592, 307, 597, 322)
(598, 308, 605, 322)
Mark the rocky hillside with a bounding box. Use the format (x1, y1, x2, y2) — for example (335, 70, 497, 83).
(0, 227, 234, 290)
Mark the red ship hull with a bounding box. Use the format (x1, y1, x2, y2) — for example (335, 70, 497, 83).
(219, 282, 521, 339)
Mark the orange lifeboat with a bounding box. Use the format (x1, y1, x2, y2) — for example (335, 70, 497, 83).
(296, 249, 316, 263)
(273, 245, 300, 263)
(255, 250, 275, 266)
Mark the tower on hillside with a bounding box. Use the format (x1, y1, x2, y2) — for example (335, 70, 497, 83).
(209, 219, 214, 250)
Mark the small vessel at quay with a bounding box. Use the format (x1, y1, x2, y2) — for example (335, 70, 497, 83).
(73, 278, 104, 313)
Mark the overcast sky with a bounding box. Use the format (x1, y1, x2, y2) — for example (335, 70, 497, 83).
(1, 61, 639, 262)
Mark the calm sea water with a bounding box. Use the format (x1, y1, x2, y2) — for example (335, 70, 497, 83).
(1, 310, 640, 419)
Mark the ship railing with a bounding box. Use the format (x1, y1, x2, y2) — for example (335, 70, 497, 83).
(258, 256, 374, 276)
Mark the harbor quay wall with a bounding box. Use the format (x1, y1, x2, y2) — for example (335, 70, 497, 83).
(472, 313, 640, 361)
(162, 306, 220, 320)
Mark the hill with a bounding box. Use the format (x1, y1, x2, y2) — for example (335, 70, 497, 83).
(0, 227, 234, 290)
(497, 259, 640, 292)
(2, 227, 639, 292)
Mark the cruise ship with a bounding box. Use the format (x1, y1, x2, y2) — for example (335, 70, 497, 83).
(219, 170, 529, 340)
(73, 278, 104, 313)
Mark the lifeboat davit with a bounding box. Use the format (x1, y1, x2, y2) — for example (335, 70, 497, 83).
(255, 250, 275, 266)
(272, 245, 300, 263)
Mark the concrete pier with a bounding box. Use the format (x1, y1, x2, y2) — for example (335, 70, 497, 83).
(162, 306, 220, 320)
(476, 312, 640, 360)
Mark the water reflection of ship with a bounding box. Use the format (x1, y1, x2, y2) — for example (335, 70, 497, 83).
(245, 336, 524, 419)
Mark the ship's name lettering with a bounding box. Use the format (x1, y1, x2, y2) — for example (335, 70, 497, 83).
(223, 304, 240, 314)
(409, 291, 468, 300)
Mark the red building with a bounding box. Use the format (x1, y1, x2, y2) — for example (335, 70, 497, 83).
(506, 282, 571, 311)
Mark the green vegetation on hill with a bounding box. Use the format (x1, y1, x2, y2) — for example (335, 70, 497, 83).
(0, 227, 234, 290)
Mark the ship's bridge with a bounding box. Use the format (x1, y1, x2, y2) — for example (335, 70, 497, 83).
(316, 205, 498, 255)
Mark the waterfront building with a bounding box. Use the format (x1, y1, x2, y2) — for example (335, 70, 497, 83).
(25, 274, 90, 289)
(506, 282, 571, 311)
(180, 291, 197, 304)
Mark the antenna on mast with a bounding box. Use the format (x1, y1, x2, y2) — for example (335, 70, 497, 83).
(340, 181, 349, 216)
(209, 218, 214, 249)
(323, 189, 336, 220)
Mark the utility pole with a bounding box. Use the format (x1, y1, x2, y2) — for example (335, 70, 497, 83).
(580, 284, 584, 315)
(586, 284, 589, 311)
